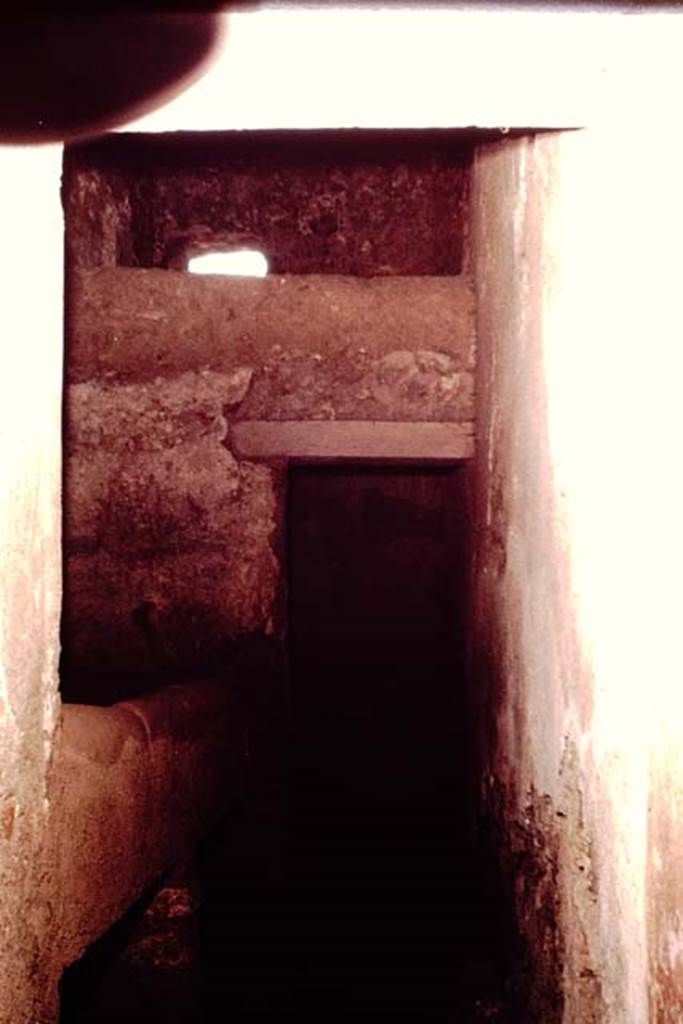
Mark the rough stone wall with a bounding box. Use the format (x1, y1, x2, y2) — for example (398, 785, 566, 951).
(63, 130, 472, 276)
(62, 164, 135, 269)
(469, 131, 650, 1024)
(62, 363, 280, 701)
(62, 269, 474, 702)
(61, 131, 475, 704)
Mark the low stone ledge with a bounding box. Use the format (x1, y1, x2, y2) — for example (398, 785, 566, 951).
(51, 679, 245, 968)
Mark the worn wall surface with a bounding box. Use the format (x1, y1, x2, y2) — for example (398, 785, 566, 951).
(469, 130, 654, 1023)
(62, 164, 135, 269)
(62, 360, 279, 701)
(63, 131, 472, 275)
(633, 129, 683, 1024)
(0, 148, 64, 1023)
(62, 269, 474, 702)
(61, 129, 475, 704)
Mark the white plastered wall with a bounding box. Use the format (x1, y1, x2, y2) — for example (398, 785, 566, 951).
(0, 146, 64, 1023)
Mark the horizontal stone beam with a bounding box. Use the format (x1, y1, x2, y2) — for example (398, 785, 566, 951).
(230, 420, 474, 460)
(50, 680, 246, 968)
(67, 269, 475, 383)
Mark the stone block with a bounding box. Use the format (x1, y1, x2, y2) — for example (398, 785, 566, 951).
(231, 420, 475, 461)
(67, 270, 475, 385)
(52, 679, 244, 968)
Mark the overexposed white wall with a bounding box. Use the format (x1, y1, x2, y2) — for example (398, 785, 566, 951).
(0, 145, 64, 1023)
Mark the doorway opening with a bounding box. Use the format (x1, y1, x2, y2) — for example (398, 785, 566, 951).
(279, 461, 506, 1016)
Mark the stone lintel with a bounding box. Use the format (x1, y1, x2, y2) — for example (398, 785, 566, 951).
(231, 420, 474, 461)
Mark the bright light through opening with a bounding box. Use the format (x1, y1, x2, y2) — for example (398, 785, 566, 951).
(187, 250, 268, 277)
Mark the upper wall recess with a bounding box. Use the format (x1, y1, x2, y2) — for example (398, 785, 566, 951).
(62, 130, 475, 276)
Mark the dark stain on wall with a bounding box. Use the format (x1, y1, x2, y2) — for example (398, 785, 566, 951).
(481, 778, 565, 1024)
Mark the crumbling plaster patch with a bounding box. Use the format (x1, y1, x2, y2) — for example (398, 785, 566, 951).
(237, 346, 472, 423)
(63, 166, 134, 269)
(63, 369, 279, 689)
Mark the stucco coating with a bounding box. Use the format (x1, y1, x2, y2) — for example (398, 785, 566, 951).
(469, 130, 651, 1023)
(0, 147, 64, 1024)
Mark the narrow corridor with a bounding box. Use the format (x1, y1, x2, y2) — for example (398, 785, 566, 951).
(200, 465, 511, 1019)
(61, 465, 512, 1022)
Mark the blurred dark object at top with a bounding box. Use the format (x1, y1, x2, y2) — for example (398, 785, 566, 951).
(0, 13, 222, 143)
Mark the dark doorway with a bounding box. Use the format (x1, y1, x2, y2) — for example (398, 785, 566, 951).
(288, 462, 470, 798)
(285, 462, 478, 1015)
